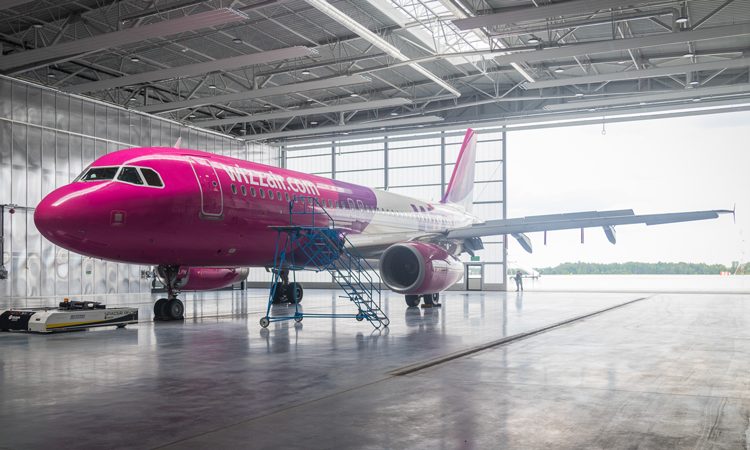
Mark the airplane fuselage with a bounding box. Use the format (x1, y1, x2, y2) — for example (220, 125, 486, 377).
(35, 147, 477, 267)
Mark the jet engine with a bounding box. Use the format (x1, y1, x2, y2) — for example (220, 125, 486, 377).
(379, 242, 463, 295)
(156, 267, 249, 291)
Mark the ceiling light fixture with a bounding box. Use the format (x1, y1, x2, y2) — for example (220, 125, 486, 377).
(554, 67, 564, 73)
(683, 52, 694, 58)
(130, 56, 140, 62)
(350, 93, 359, 97)
(301, 69, 311, 75)
(527, 36, 541, 44)
(208, 84, 217, 89)
(232, 37, 242, 43)
(689, 80, 700, 86)
(310, 121, 318, 125)
(390, 112, 398, 116)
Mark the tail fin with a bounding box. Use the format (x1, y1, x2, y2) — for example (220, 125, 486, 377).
(441, 128, 477, 212)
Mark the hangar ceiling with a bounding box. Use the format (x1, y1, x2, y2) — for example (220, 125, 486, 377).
(1, 0, 749, 142)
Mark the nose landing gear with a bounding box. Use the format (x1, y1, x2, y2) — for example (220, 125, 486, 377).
(154, 265, 185, 321)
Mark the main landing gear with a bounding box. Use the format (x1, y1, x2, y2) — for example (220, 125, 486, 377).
(271, 269, 304, 305)
(154, 265, 185, 321)
(404, 293, 441, 308)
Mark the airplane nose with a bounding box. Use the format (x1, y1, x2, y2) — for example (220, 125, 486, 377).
(34, 185, 92, 248)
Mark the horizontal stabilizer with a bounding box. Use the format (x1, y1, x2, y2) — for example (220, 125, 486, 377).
(447, 209, 732, 240)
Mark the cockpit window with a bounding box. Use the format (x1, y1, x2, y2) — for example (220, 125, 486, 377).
(81, 167, 118, 181)
(140, 168, 163, 187)
(117, 167, 144, 185)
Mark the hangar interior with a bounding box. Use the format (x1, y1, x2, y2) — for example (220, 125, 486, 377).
(1, 0, 749, 448)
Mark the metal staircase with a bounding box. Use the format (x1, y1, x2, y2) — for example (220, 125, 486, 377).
(260, 196, 389, 329)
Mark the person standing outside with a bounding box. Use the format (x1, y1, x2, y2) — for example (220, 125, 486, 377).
(514, 270, 523, 291)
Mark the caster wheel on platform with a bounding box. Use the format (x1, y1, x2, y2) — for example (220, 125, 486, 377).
(356, 314, 364, 322)
(260, 317, 270, 328)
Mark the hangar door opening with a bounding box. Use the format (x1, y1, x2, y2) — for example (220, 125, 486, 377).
(282, 128, 507, 291)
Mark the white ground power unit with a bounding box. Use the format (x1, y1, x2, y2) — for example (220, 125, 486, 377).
(0, 300, 138, 333)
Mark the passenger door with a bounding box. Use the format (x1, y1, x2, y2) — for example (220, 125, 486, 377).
(189, 156, 223, 217)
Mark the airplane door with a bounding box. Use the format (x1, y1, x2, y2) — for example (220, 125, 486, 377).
(189, 156, 223, 217)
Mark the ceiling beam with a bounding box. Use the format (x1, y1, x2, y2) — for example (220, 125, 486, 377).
(524, 57, 750, 89)
(195, 98, 412, 127)
(63, 46, 316, 93)
(0, 8, 248, 74)
(247, 115, 444, 141)
(138, 74, 372, 114)
(453, 0, 668, 30)
(304, 0, 461, 97)
(543, 83, 750, 111)
(0, 0, 32, 11)
(492, 22, 750, 66)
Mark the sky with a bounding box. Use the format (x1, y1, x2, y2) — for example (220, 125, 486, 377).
(505, 110, 750, 268)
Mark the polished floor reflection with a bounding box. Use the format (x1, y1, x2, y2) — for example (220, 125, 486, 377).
(1, 290, 748, 449)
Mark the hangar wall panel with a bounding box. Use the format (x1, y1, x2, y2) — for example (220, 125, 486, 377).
(0, 76, 279, 299)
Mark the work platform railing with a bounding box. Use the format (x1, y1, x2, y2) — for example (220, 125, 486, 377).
(260, 196, 389, 329)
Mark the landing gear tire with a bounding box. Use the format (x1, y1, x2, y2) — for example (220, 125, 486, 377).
(421, 293, 441, 308)
(260, 317, 270, 328)
(154, 298, 169, 319)
(165, 298, 184, 320)
(288, 282, 303, 304)
(272, 283, 287, 304)
(405, 295, 420, 308)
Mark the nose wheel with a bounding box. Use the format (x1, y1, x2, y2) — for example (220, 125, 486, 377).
(153, 265, 185, 321)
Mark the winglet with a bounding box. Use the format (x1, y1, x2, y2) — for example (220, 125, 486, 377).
(441, 128, 477, 212)
(174, 137, 182, 149)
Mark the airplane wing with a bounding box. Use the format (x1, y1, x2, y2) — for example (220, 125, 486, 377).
(447, 208, 733, 253)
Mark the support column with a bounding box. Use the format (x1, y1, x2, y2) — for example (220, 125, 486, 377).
(384, 135, 389, 190)
(440, 131, 446, 197)
(331, 141, 336, 179)
(502, 128, 508, 291)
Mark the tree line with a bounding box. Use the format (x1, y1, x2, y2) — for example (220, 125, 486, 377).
(539, 261, 738, 275)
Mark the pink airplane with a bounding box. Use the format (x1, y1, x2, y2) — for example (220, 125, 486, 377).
(34, 128, 731, 321)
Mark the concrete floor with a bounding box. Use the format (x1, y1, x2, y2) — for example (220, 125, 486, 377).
(1, 289, 748, 449)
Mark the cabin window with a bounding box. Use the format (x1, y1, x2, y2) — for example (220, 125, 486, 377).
(241, 185, 247, 196)
(285, 192, 290, 202)
(267, 189, 274, 199)
(419, 206, 426, 213)
(81, 167, 118, 181)
(139, 168, 164, 187)
(277, 191, 282, 201)
(117, 167, 144, 185)
(259, 189, 266, 199)
(327, 199, 333, 208)
(231, 184, 237, 195)
(250, 187, 256, 197)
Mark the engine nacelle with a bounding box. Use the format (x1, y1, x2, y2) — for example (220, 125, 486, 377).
(379, 242, 463, 295)
(156, 267, 249, 291)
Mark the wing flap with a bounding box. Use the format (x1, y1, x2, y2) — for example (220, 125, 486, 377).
(447, 209, 731, 240)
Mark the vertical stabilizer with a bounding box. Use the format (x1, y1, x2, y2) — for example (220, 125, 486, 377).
(441, 128, 477, 211)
